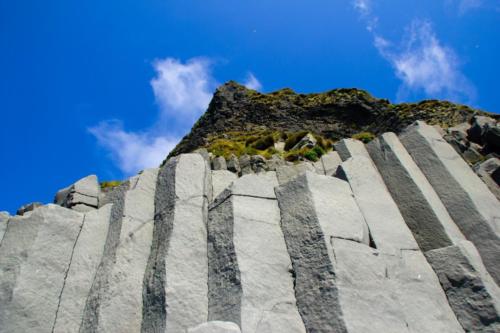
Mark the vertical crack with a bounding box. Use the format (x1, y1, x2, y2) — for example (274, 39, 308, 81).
(51, 214, 86, 332)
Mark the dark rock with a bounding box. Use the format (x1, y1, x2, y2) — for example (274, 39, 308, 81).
(16, 202, 43, 216)
(226, 154, 240, 174)
(467, 115, 496, 144)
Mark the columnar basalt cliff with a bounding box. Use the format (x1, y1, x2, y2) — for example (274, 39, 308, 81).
(1, 83, 500, 333)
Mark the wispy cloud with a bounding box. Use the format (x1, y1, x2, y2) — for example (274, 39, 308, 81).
(352, 2, 475, 102)
(90, 57, 216, 175)
(90, 57, 262, 175)
(243, 72, 262, 91)
(375, 21, 475, 101)
(151, 57, 215, 125)
(88, 120, 178, 175)
(446, 0, 484, 15)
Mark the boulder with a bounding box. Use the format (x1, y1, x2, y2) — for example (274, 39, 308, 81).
(212, 156, 227, 170)
(54, 175, 100, 212)
(227, 154, 241, 174)
(474, 157, 500, 201)
(265, 154, 286, 171)
(16, 201, 42, 216)
(320, 151, 342, 176)
(334, 138, 371, 161)
(291, 133, 317, 150)
(467, 115, 496, 144)
(400, 121, 500, 285)
(276, 163, 315, 185)
(238, 154, 253, 175)
(250, 154, 267, 173)
(484, 123, 500, 151)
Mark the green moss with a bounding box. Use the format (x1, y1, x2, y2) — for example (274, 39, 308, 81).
(304, 150, 319, 162)
(311, 145, 326, 158)
(100, 180, 122, 190)
(251, 135, 275, 150)
(352, 131, 375, 143)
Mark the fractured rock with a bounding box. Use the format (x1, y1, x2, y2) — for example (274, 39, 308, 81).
(227, 154, 241, 174)
(334, 138, 371, 161)
(212, 170, 238, 199)
(366, 132, 465, 251)
(474, 157, 500, 200)
(320, 151, 342, 176)
(291, 133, 317, 150)
(468, 115, 496, 144)
(208, 172, 305, 332)
(0, 205, 84, 333)
(16, 201, 42, 216)
(212, 156, 227, 170)
(400, 121, 500, 285)
(238, 154, 253, 175)
(52, 205, 112, 333)
(142, 154, 211, 332)
(0, 212, 8, 245)
(336, 155, 418, 255)
(55, 175, 101, 212)
(426, 240, 500, 332)
(276, 163, 315, 185)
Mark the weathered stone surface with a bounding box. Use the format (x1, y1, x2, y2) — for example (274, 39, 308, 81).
(250, 155, 267, 173)
(188, 321, 242, 333)
(55, 175, 100, 211)
(367, 132, 465, 251)
(334, 138, 371, 161)
(227, 154, 241, 174)
(209, 172, 305, 333)
(173, 155, 212, 331)
(239, 154, 253, 175)
(426, 240, 500, 332)
(0, 212, 8, 244)
(275, 175, 350, 333)
(265, 154, 286, 171)
(0, 205, 84, 333)
(212, 170, 237, 199)
(97, 168, 158, 333)
(306, 172, 369, 245)
(208, 191, 242, 326)
(276, 163, 315, 185)
(320, 151, 342, 176)
(80, 180, 129, 333)
(52, 205, 112, 333)
(474, 157, 500, 200)
(484, 124, 500, 150)
(231, 171, 278, 198)
(16, 201, 42, 216)
(212, 156, 227, 170)
(337, 155, 419, 254)
(400, 121, 500, 284)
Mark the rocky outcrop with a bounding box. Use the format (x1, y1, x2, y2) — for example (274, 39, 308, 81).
(2, 119, 500, 332)
(55, 175, 101, 212)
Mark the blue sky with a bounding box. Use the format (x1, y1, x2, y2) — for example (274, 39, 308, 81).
(1, 0, 499, 213)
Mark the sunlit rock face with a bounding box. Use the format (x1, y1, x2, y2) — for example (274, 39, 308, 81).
(1, 118, 500, 332)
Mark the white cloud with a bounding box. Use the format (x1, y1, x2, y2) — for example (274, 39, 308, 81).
(446, 0, 484, 14)
(89, 57, 216, 175)
(353, 0, 371, 16)
(151, 57, 215, 124)
(88, 120, 178, 175)
(243, 72, 262, 91)
(375, 21, 475, 101)
(90, 57, 262, 175)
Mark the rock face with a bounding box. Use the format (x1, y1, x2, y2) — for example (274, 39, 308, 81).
(2, 120, 500, 332)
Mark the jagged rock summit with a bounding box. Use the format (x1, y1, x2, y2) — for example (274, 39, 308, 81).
(1, 83, 500, 333)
